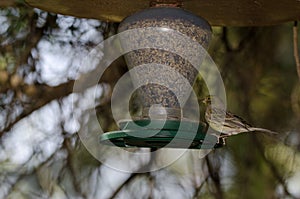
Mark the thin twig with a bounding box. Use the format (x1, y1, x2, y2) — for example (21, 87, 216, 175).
(64, 138, 88, 198)
(293, 21, 300, 81)
(193, 175, 209, 198)
(292, 21, 300, 119)
(108, 148, 156, 199)
(222, 27, 233, 52)
(220, 27, 257, 81)
(205, 156, 223, 199)
(221, 27, 256, 52)
(0, 80, 75, 136)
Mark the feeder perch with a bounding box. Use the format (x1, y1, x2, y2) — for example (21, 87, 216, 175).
(101, 120, 224, 149)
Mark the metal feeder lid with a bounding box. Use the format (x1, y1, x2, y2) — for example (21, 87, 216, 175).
(100, 119, 224, 149)
(25, 0, 300, 26)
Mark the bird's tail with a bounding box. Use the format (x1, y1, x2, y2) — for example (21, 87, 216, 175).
(249, 127, 278, 135)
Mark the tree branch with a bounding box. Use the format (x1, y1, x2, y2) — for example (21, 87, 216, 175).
(293, 21, 300, 81)
(0, 80, 75, 136)
(0, 0, 19, 7)
(221, 27, 233, 52)
(205, 156, 223, 199)
(193, 175, 209, 198)
(63, 138, 88, 198)
(108, 148, 156, 199)
(0, 53, 127, 137)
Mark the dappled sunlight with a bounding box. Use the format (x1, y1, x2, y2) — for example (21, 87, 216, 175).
(1, 101, 63, 165)
(0, 3, 300, 199)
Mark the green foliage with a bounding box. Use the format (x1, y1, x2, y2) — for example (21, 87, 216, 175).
(0, 52, 15, 71)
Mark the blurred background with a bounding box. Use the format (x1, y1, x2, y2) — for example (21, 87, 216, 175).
(0, 1, 300, 199)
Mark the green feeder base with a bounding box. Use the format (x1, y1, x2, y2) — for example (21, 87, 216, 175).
(100, 119, 224, 149)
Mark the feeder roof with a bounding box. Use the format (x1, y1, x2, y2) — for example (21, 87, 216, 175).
(25, 0, 300, 26)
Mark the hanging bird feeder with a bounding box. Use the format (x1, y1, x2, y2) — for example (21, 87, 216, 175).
(99, 4, 225, 149)
(25, 0, 300, 150)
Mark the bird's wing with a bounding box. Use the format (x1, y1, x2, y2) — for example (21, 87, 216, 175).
(206, 106, 278, 137)
(225, 111, 252, 129)
(207, 107, 252, 135)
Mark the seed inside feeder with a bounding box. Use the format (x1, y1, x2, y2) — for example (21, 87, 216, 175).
(118, 6, 212, 120)
(100, 6, 224, 149)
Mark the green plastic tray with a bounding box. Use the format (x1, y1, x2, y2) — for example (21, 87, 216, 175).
(100, 119, 224, 149)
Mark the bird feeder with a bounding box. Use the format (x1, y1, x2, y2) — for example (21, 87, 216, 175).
(99, 5, 225, 149)
(25, 0, 300, 150)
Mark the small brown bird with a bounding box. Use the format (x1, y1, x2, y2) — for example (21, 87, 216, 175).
(202, 96, 277, 138)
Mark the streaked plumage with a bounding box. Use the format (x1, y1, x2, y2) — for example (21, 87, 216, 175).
(202, 96, 277, 138)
